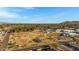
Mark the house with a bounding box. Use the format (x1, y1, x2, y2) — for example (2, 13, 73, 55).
(75, 29, 79, 33)
(56, 29, 63, 33)
(56, 29, 78, 37)
(63, 29, 75, 33)
(46, 29, 54, 33)
(68, 33, 78, 37)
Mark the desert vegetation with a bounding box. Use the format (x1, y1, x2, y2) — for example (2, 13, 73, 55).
(0, 21, 79, 51)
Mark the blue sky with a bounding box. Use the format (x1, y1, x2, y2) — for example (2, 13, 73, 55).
(0, 7, 79, 23)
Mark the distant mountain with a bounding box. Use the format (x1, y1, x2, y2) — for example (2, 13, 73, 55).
(0, 21, 79, 29)
(58, 21, 79, 29)
(60, 21, 79, 24)
(0, 21, 79, 25)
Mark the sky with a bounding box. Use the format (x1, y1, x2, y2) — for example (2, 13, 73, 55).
(0, 7, 79, 23)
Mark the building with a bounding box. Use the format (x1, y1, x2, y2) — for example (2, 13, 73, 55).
(46, 29, 55, 33)
(56, 29, 63, 33)
(68, 33, 78, 37)
(75, 29, 79, 33)
(63, 29, 75, 33)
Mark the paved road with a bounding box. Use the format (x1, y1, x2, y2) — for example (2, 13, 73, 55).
(14, 44, 57, 51)
(69, 43, 79, 48)
(65, 44, 79, 51)
(59, 45, 73, 51)
(14, 43, 65, 51)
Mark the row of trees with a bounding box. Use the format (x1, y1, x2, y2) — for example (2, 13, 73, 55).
(0, 23, 79, 33)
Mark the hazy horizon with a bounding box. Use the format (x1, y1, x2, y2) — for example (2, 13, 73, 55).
(0, 7, 79, 23)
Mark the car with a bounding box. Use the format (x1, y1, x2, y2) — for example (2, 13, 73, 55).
(41, 45, 52, 51)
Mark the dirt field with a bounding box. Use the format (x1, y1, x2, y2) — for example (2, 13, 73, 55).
(7, 30, 60, 50)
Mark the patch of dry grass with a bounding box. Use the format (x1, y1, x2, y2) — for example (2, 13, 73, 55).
(8, 30, 60, 50)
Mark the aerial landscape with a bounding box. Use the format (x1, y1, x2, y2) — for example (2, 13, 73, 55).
(0, 7, 79, 51)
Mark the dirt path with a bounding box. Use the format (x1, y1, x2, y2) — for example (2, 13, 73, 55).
(2, 30, 10, 51)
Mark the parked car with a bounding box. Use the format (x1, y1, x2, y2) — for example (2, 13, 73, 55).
(41, 45, 52, 51)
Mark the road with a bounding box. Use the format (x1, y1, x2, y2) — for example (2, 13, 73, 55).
(14, 44, 56, 51)
(1, 30, 11, 51)
(14, 43, 65, 51)
(59, 45, 73, 51)
(65, 43, 79, 51)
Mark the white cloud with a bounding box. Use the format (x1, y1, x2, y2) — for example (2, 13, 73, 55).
(0, 7, 37, 18)
(0, 11, 19, 18)
(0, 8, 19, 18)
(0, 7, 43, 23)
